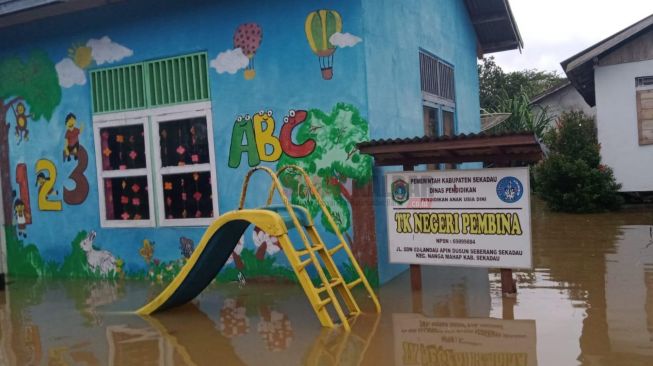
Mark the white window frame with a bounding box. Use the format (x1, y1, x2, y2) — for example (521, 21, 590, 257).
(151, 107, 219, 227)
(93, 101, 219, 228)
(93, 117, 156, 228)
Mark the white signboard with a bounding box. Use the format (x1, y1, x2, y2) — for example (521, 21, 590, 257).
(386, 167, 531, 269)
(393, 314, 538, 366)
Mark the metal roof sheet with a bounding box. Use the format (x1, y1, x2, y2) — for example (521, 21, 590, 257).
(358, 132, 542, 167)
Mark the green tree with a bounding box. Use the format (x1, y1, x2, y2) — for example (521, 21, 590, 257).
(0, 51, 61, 224)
(276, 103, 377, 267)
(534, 111, 623, 212)
(478, 56, 564, 111)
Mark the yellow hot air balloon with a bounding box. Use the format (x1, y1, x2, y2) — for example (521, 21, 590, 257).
(305, 9, 342, 80)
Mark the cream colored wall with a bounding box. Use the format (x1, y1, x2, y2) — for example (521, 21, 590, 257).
(595, 59, 653, 192)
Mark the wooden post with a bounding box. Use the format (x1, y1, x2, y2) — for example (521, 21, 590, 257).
(502, 295, 515, 320)
(403, 164, 422, 313)
(501, 268, 516, 296)
(495, 162, 517, 297)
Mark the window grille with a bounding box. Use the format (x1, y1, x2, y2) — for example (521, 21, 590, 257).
(90, 52, 210, 114)
(420, 51, 455, 102)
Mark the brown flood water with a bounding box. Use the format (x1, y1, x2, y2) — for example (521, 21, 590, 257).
(1, 201, 652, 366)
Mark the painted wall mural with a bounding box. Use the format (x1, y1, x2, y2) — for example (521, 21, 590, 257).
(227, 103, 377, 271)
(305, 9, 362, 80)
(55, 36, 133, 88)
(228, 110, 316, 168)
(12, 102, 32, 144)
(211, 23, 263, 80)
(1, 0, 377, 285)
(0, 51, 61, 227)
(13, 163, 32, 239)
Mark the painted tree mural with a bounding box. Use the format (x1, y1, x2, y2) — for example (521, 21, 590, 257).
(276, 103, 377, 267)
(0, 51, 61, 225)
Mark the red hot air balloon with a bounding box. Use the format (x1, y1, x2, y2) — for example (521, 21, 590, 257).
(233, 23, 263, 80)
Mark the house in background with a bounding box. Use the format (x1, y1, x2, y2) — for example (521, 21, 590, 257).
(562, 14, 653, 193)
(0, 0, 521, 286)
(529, 80, 595, 126)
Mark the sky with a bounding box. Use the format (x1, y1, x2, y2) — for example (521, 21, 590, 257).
(491, 0, 653, 75)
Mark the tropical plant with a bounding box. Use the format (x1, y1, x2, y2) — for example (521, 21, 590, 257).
(489, 89, 554, 137)
(534, 111, 623, 212)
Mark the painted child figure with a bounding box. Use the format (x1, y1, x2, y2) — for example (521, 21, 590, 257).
(13, 199, 28, 238)
(63, 113, 83, 162)
(35, 172, 58, 199)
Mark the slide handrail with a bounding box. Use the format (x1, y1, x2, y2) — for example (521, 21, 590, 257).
(238, 165, 353, 330)
(272, 165, 381, 313)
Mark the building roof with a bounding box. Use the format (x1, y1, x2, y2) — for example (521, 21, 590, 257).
(0, 0, 523, 54)
(0, 0, 121, 28)
(464, 0, 523, 54)
(357, 132, 542, 167)
(529, 80, 571, 105)
(561, 14, 653, 107)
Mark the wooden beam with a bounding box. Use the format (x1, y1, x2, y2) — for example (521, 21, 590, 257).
(359, 134, 537, 155)
(374, 152, 542, 167)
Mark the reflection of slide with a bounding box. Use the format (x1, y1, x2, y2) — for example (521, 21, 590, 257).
(144, 303, 246, 366)
(137, 208, 292, 315)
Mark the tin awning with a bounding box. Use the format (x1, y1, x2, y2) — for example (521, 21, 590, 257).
(357, 132, 543, 167)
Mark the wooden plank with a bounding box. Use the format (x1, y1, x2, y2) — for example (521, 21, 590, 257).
(640, 109, 653, 120)
(598, 28, 653, 67)
(638, 90, 653, 145)
(374, 152, 543, 167)
(641, 99, 653, 109)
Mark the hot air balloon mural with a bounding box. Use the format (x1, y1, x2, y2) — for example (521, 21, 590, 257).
(305, 9, 342, 80)
(234, 23, 263, 80)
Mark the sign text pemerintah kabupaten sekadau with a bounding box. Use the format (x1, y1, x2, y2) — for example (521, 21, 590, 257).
(386, 167, 532, 269)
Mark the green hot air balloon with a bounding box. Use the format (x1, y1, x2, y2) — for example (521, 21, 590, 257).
(305, 9, 342, 80)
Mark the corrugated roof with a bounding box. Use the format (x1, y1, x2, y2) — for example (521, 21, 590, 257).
(561, 14, 653, 107)
(358, 132, 542, 166)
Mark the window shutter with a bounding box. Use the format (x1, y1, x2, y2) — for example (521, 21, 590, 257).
(90, 64, 146, 114)
(90, 52, 210, 114)
(419, 51, 455, 103)
(147, 53, 210, 108)
(637, 90, 653, 145)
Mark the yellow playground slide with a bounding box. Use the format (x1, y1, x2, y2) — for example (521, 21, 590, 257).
(137, 166, 380, 331)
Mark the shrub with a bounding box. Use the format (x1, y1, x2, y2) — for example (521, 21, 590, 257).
(534, 111, 623, 212)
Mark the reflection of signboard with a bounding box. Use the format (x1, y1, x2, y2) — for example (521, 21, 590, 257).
(107, 325, 163, 366)
(386, 168, 532, 269)
(393, 314, 537, 366)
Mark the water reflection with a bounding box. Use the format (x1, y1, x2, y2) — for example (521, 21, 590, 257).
(0, 205, 651, 365)
(392, 314, 537, 366)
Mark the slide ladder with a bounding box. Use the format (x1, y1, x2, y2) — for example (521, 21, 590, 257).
(240, 166, 380, 331)
(137, 165, 379, 332)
